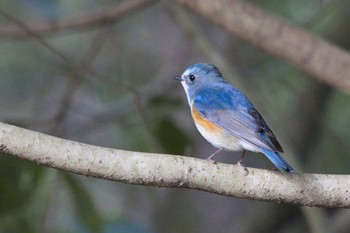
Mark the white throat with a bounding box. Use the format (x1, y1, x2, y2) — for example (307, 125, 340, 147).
(180, 69, 192, 106)
(181, 81, 191, 106)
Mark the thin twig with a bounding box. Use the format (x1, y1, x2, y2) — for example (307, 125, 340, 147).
(0, 0, 157, 39)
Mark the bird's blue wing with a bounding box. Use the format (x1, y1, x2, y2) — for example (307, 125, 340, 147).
(194, 87, 283, 152)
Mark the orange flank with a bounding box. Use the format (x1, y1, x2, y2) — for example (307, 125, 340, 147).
(192, 106, 222, 133)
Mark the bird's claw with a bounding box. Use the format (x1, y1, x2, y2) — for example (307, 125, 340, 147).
(237, 161, 249, 175)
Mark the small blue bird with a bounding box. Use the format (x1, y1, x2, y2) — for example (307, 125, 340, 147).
(174, 63, 294, 172)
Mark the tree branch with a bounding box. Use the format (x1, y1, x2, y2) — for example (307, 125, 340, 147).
(175, 0, 350, 94)
(0, 122, 349, 208)
(0, 0, 156, 38)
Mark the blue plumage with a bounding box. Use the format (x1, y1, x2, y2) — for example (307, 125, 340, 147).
(174, 63, 295, 172)
(260, 148, 294, 172)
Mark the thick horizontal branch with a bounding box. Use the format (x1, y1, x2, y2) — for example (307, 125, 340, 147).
(175, 0, 350, 94)
(0, 122, 349, 208)
(0, 0, 156, 38)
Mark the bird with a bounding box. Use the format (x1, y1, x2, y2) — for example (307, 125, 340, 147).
(173, 63, 294, 172)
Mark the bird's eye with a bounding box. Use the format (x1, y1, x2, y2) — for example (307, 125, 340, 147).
(189, 74, 196, 82)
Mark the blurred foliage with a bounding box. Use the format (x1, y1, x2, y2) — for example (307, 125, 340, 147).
(0, 155, 42, 231)
(63, 174, 103, 233)
(1, 0, 350, 233)
(154, 117, 188, 154)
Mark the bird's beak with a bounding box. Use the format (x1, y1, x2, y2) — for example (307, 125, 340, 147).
(173, 76, 184, 81)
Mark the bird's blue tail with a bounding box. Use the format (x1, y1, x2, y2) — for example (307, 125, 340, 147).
(260, 148, 295, 172)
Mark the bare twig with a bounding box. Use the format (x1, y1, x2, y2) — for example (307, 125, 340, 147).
(0, 0, 157, 38)
(0, 121, 349, 208)
(175, 0, 350, 94)
(0, 6, 156, 140)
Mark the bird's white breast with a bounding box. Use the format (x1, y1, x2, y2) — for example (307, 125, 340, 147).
(189, 100, 244, 152)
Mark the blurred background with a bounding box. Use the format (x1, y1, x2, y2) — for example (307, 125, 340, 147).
(1, 0, 350, 232)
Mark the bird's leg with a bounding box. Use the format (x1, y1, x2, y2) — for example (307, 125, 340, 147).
(237, 150, 249, 175)
(206, 148, 223, 161)
(237, 150, 246, 165)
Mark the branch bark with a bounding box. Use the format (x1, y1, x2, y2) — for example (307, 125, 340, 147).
(0, 0, 156, 38)
(0, 122, 349, 208)
(175, 0, 350, 94)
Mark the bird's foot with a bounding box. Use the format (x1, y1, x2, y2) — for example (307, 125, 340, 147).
(237, 161, 249, 176)
(206, 157, 218, 164)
